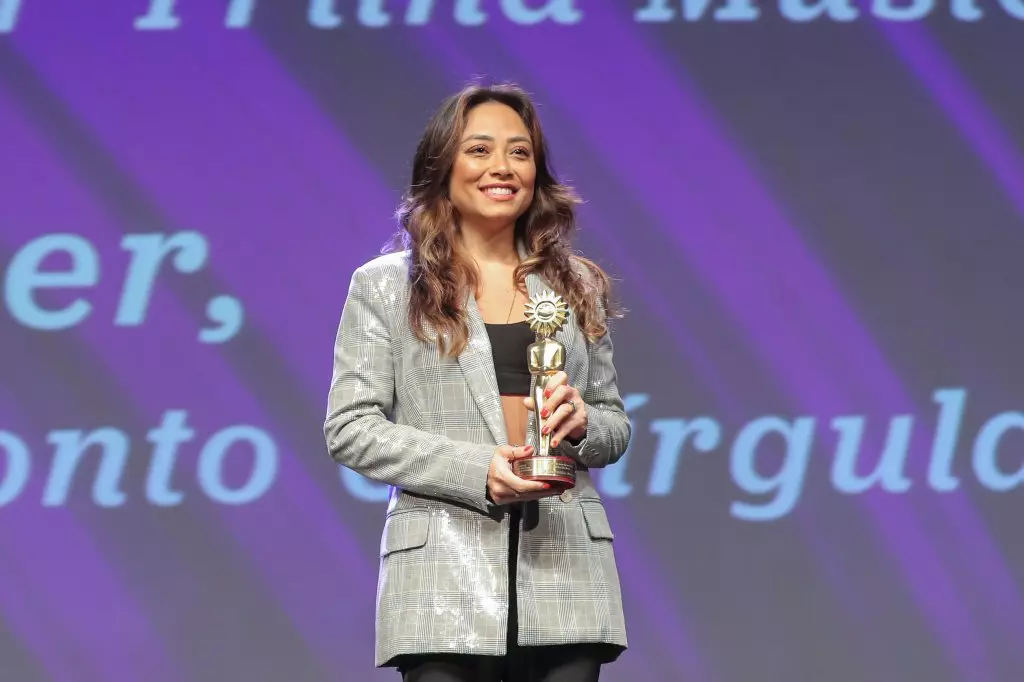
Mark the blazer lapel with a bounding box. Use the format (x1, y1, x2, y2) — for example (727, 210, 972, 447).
(457, 294, 508, 446)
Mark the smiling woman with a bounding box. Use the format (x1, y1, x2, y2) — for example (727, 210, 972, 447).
(450, 101, 537, 228)
(324, 82, 632, 682)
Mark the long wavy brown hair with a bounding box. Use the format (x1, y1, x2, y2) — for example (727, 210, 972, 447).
(388, 82, 620, 357)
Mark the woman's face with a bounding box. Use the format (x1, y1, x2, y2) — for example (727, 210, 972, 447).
(448, 101, 537, 234)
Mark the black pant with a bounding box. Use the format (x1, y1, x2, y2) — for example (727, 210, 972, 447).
(398, 647, 601, 682)
(398, 506, 607, 682)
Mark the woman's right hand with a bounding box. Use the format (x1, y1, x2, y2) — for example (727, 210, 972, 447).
(487, 445, 555, 505)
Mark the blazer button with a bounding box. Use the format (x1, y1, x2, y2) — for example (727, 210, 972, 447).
(559, 489, 573, 503)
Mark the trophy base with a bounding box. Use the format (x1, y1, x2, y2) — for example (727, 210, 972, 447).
(513, 455, 576, 492)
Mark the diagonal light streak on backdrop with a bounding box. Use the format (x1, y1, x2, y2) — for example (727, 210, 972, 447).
(868, 18, 1024, 663)
(465, 5, 1003, 680)
(0, 89, 188, 682)
(5, 12, 385, 680)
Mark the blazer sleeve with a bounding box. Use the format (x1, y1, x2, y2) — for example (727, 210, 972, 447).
(554, 318, 632, 469)
(323, 266, 496, 513)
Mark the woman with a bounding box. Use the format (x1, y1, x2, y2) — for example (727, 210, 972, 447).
(324, 83, 631, 682)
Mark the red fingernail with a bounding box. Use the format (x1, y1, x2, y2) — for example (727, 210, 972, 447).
(552, 439, 560, 447)
(541, 409, 549, 418)
(542, 426, 549, 434)
(544, 389, 551, 398)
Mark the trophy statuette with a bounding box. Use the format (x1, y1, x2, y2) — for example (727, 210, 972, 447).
(512, 290, 577, 491)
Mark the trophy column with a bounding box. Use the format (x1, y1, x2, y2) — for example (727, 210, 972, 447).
(512, 290, 577, 491)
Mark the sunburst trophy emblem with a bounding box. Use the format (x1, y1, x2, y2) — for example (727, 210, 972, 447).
(524, 290, 569, 338)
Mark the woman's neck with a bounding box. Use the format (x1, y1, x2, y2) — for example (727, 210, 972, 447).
(459, 221, 519, 266)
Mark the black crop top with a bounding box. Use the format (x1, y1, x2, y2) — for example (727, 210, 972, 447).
(484, 321, 534, 395)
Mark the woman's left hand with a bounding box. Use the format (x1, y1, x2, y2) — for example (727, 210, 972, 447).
(523, 371, 587, 447)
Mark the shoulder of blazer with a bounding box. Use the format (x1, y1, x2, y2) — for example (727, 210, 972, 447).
(354, 250, 411, 283)
(352, 251, 411, 297)
(347, 251, 412, 329)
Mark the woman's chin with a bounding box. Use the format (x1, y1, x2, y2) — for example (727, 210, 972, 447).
(465, 205, 524, 228)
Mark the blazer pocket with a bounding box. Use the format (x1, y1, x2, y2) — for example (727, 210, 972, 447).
(380, 510, 430, 557)
(579, 499, 615, 541)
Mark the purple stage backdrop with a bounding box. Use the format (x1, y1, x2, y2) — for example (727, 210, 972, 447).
(2, 2, 1024, 681)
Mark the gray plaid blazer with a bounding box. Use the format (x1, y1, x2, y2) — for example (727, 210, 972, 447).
(324, 246, 631, 667)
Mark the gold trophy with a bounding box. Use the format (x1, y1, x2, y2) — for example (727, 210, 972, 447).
(512, 290, 577, 491)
